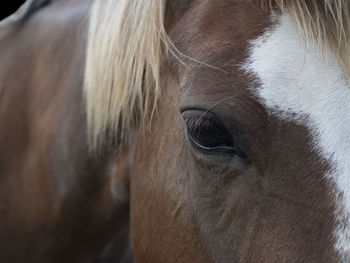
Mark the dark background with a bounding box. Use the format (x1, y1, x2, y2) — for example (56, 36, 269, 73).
(1, 1, 26, 21)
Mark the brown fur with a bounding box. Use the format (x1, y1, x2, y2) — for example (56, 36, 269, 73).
(130, 0, 340, 262)
(0, 0, 132, 262)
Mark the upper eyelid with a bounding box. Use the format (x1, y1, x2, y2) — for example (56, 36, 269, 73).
(185, 116, 217, 130)
(182, 109, 228, 130)
(181, 108, 220, 120)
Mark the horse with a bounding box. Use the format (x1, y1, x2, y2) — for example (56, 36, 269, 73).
(2, 0, 350, 262)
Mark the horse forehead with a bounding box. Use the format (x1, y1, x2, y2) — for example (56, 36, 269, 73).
(246, 14, 350, 258)
(170, 0, 271, 66)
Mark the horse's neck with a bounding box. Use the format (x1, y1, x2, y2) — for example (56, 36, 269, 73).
(0, 0, 131, 261)
(0, 0, 56, 38)
(0, 0, 93, 196)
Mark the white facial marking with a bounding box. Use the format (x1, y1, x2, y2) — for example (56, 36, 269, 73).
(245, 14, 350, 258)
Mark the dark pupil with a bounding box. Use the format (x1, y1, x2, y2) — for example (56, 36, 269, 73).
(186, 117, 232, 149)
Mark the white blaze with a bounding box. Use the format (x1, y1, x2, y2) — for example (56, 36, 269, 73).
(245, 14, 350, 258)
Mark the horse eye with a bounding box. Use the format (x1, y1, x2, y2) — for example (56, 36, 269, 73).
(183, 110, 237, 156)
